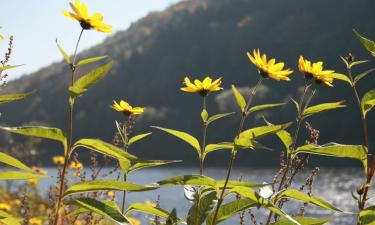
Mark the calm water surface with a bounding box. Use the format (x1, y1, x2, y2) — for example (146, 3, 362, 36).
(37, 167, 369, 225)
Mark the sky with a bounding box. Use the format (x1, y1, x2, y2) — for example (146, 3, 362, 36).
(0, 0, 180, 79)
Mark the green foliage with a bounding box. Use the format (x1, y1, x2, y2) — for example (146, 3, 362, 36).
(361, 89, 375, 117)
(0, 210, 21, 225)
(68, 198, 131, 224)
(56, 39, 71, 64)
(63, 180, 157, 197)
(77, 56, 108, 66)
(231, 84, 246, 112)
(125, 203, 171, 219)
(270, 217, 331, 225)
(127, 132, 153, 147)
(203, 142, 234, 157)
(128, 159, 180, 173)
(354, 29, 375, 57)
(359, 206, 375, 225)
(354, 68, 375, 85)
(0, 171, 47, 180)
(0, 91, 35, 104)
(206, 112, 235, 125)
(301, 101, 346, 119)
(248, 103, 286, 114)
(0, 152, 33, 172)
(331, 73, 352, 86)
(0, 65, 23, 71)
(187, 191, 217, 225)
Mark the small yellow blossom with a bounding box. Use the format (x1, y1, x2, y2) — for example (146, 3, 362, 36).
(73, 172, 82, 177)
(9, 199, 21, 206)
(53, 156, 65, 165)
(62, 0, 112, 33)
(28, 179, 39, 186)
(0, 203, 11, 211)
(74, 221, 84, 225)
(247, 49, 293, 81)
(181, 76, 223, 96)
(127, 217, 141, 225)
(29, 217, 42, 225)
(111, 100, 145, 116)
(69, 161, 84, 170)
(298, 56, 335, 87)
(106, 191, 115, 197)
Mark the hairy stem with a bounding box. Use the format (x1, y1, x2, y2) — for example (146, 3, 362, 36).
(211, 77, 263, 225)
(53, 28, 84, 225)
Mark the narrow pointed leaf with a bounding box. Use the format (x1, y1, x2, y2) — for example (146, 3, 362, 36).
(248, 103, 286, 114)
(207, 112, 235, 125)
(56, 40, 71, 64)
(354, 29, 375, 57)
(270, 217, 331, 225)
(125, 203, 170, 219)
(64, 180, 157, 197)
(128, 160, 181, 173)
(156, 175, 217, 187)
(152, 126, 201, 156)
(204, 142, 233, 155)
(77, 56, 107, 66)
(331, 73, 352, 86)
(0, 171, 47, 180)
(73, 138, 138, 161)
(0, 152, 33, 172)
(0, 65, 23, 71)
(187, 191, 217, 225)
(68, 198, 130, 224)
(290, 97, 300, 114)
(232, 84, 246, 112)
(302, 101, 346, 119)
(128, 132, 153, 147)
(354, 68, 375, 85)
(359, 205, 375, 225)
(362, 89, 375, 117)
(0, 91, 35, 104)
(264, 119, 293, 151)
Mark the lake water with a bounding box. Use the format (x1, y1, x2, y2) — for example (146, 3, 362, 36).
(36, 167, 369, 225)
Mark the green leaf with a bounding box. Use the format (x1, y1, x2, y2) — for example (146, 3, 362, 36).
(73, 138, 138, 161)
(301, 101, 346, 120)
(278, 189, 341, 212)
(157, 175, 217, 187)
(359, 205, 375, 225)
(218, 180, 266, 189)
(77, 56, 107, 66)
(232, 84, 246, 112)
(56, 39, 71, 64)
(207, 112, 235, 125)
(354, 29, 375, 57)
(290, 97, 300, 114)
(128, 160, 181, 173)
(0, 152, 33, 172)
(362, 89, 375, 117)
(0, 65, 23, 71)
(295, 143, 368, 174)
(125, 203, 170, 219)
(206, 199, 256, 225)
(0, 211, 21, 225)
(248, 103, 286, 114)
(68, 198, 130, 224)
(128, 132, 153, 147)
(64, 180, 157, 197)
(118, 159, 131, 173)
(350, 60, 369, 69)
(187, 191, 217, 225)
(0, 126, 67, 153)
(331, 73, 352, 86)
(264, 119, 293, 151)
(201, 109, 208, 122)
(204, 142, 234, 156)
(354, 68, 375, 85)
(152, 126, 201, 156)
(70, 61, 113, 97)
(0, 171, 47, 180)
(0, 91, 35, 104)
(166, 208, 178, 225)
(270, 217, 331, 225)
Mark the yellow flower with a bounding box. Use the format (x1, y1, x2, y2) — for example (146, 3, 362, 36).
(111, 100, 145, 116)
(62, 0, 112, 33)
(73, 172, 82, 177)
(106, 191, 115, 197)
(69, 161, 84, 170)
(298, 56, 335, 87)
(127, 217, 141, 225)
(247, 49, 293, 81)
(74, 221, 84, 225)
(180, 76, 223, 96)
(29, 217, 42, 225)
(52, 156, 65, 165)
(0, 203, 11, 211)
(28, 179, 39, 186)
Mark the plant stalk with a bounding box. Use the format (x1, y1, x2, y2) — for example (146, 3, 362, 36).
(200, 96, 208, 175)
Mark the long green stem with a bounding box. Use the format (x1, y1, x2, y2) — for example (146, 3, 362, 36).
(53, 28, 84, 225)
(121, 118, 131, 214)
(200, 96, 208, 175)
(211, 77, 263, 225)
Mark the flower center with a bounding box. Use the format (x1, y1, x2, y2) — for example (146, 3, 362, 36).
(80, 20, 92, 30)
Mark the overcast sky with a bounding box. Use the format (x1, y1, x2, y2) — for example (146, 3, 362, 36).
(0, 0, 180, 80)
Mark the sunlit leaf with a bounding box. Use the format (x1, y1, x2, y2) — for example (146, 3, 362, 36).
(295, 143, 368, 175)
(362, 89, 375, 117)
(0, 210, 21, 225)
(248, 103, 286, 114)
(206, 199, 256, 225)
(0, 171, 47, 180)
(354, 29, 375, 57)
(68, 198, 130, 224)
(359, 205, 375, 225)
(277, 189, 341, 211)
(64, 180, 157, 197)
(264, 118, 293, 151)
(128, 132, 153, 147)
(0, 152, 33, 172)
(128, 160, 181, 173)
(156, 175, 217, 187)
(0, 65, 23, 71)
(232, 84, 246, 112)
(290, 97, 300, 114)
(207, 112, 235, 125)
(0, 126, 67, 153)
(77, 56, 107, 66)
(73, 138, 138, 162)
(270, 217, 332, 225)
(56, 39, 71, 64)
(0, 91, 35, 104)
(187, 191, 217, 225)
(301, 101, 346, 120)
(350, 60, 369, 68)
(204, 142, 233, 156)
(354, 68, 375, 85)
(331, 73, 352, 86)
(152, 126, 201, 156)
(125, 203, 170, 219)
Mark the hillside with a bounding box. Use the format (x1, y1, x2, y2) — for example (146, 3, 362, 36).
(1, 0, 375, 166)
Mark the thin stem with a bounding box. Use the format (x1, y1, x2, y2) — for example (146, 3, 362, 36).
(53, 28, 84, 225)
(121, 118, 131, 214)
(211, 77, 263, 225)
(200, 96, 208, 175)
